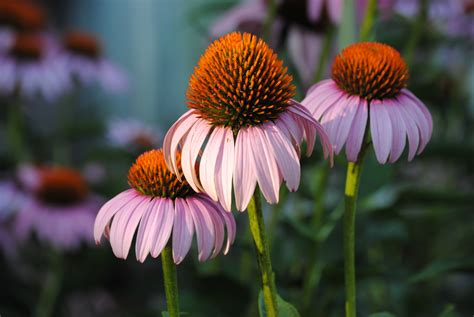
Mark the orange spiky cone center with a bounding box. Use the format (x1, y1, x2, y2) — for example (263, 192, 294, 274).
(64, 31, 101, 59)
(128, 149, 192, 199)
(187, 32, 295, 130)
(36, 168, 89, 206)
(331, 42, 409, 101)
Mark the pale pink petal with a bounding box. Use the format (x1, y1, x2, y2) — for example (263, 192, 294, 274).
(400, 90, 432, 153)
(163, 110, 199, 177)
(402, 89, 433, 138)
(279, 112, 303, 144)
(249, 126, 281, 204)
(306, 78, 333, 96)
(301, 80, 342, 117)
(397, 101, 420, 161)
(197, 196, 224, 258)
(181, 119, 211, 192)
(187, 197, 216, 262)
(370, 100, 393, 164)
(264, 122, 300, 191)
(151, 198, 175, 258)
(233, 128, 257, 211)
(327, 0, 343, 24)
(109, 195, 149, 259)
(172, 198, 194, 264)
(346, 99, 368, 162)
(215, 128, 235, 211)
(385, 101, 407, 163)
(200, 127, 226, 201)
(135, 198, 162, 262)
(308, 0, 325, 22)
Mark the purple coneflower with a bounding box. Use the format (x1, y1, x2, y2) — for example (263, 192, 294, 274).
(164, 32, 332, 212)
(0, 33, 71, 100)
(302, 42, 433, 164)
(15, 166, 101, 250)
(94, 149, 236, 264)
(60, 31, 127, 93)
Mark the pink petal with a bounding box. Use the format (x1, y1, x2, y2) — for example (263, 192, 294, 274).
(249, 126, 281, 204)
(197, 196, 224, 258)
(279, 112, 303, 144)
(135, 198, 162, 262)
(233, 128, 257, 211)
(397, 100, 420, 161)
(172, 198, 195, 264)
(187, 197, 216, 262)
(308, 0, 324, 22)
(327, 0, 343, 24)
(215, 128, 235, 211)
(306, 78, 333, 96)
(181, 119, 211, 192)
(345, 99, 368, 162)
(109, 195, 149, 259)
(400, 90, 432, 153)
(163, 110, 198, 177)
(385, 101, 407, 163)
(370, 101, 393, 164)
(94, 189, 137, 243)
(264, 122, 300, 191)
(151, 197, 175, 258)
(301, 80, 342, 117)
(200, 127, 226, 201)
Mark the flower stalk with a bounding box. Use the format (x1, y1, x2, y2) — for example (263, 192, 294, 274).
(161, 245, 180, 317)
(248, 190, 278, 316)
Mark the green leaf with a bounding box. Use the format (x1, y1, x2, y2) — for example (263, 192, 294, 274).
(368, 313, 396, 317)
(438, 304, 457, 317)
(408, 259, 474, 283)
(258, 291, 300, 317)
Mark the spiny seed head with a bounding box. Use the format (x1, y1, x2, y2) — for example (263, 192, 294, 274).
(128, 149, 192, 199)
(187, 32, 295, 130)
(36, 167, 89, 206)
(332, 42, 409, 101)
(64, 31, 101, 59)
(9, 33, 42, 60)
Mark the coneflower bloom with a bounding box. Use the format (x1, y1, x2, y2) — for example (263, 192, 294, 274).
(0, 1, 46, 33)
(302, 42, 433, 163)
(94, 149, 236, 264)
(0, 33, 71, 100)
(15, 166, 101, 250)
(164, 32, 332, 212)
(107, 118, 163, 152)
(60, 31, 127, 93)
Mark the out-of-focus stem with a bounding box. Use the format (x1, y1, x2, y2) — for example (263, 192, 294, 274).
(161, 245, 180, 317)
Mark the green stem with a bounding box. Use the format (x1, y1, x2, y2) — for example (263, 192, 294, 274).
(34, 250, 63, 317)
(404, 0, 427, 66)
(262, 0, 277, 42)
(161, 245, 180, 317)
(6, 97, 28, 161)
(248, 190, 278, 317)
(359, 0, 378, 42)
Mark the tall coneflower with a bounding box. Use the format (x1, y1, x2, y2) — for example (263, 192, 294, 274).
(94, 149, 235, 317)
(163, 32, 332, 316)
(302, 42, 433, 317)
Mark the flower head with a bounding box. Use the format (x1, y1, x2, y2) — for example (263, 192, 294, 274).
(0, 1, 46, 32)
(15, 166, 101, 250)
(164, 32, 332, 211)
(94, 149, 236, 264)
(302, 42, 433, 164)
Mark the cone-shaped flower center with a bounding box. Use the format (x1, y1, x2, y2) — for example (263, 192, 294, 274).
(332, 42, 409, 101)
(187, 32, 295, 130)
(0, 2, 45, 31)
(128, 149, 192, 199)
(36, 168, 89, 206)
(64, 32, 101, 59)
(9, 34, 43, 60)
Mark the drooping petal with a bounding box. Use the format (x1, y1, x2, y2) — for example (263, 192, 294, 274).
(249, 126, 281, 204)
(385, 101, 407, 163)
(135, 198, 162, 262)
(214, 128, 235, 211)
(94, 189, 137, 243)
(163, 110, 199, 177)
(172, 198, 195, 264)
(197, 196, 225, 258)
(150, 197, 175, 258)
(181, 119, 211, 192)
(264, 122, 300, 191)
(187, 197, 216, 262)
(402, 89, 433, 140)
(200, 127, 226, 201)
(109, 195, 149, 259)
(302, 80, 343, 118)
(308, 0, 325, 22)
(370, 100, 393, 164)
(346, 99, 368, 162)
(397, 100, 420, 161)
(327, 0, 343, 24)
(233, 128, 257, 211)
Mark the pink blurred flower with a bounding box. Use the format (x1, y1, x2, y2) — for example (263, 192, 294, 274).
(302, 42, 433, 164)
(94, 150, 236, 264)
(15, 166, 102, 250)
(58, 31, 128, 93)
(164, 33, 332, 212)
(107, 117, 163, 151)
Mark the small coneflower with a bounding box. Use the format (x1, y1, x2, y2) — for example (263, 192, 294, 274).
(302, 42, 433, 163)
(94, 149, 236, 264)
(107, 118, 163, 152)
(60, 31, 127, 92)
(0, 33, 71, 100)
(164, 32, 332, 212)
(0, 1, 46, 32)
(15, 166, 101, 250)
